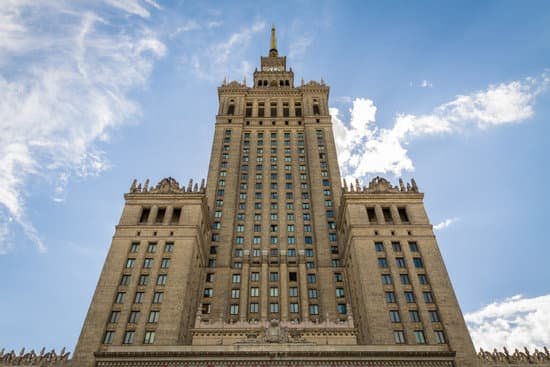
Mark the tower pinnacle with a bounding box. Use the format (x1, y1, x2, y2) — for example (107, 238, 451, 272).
(269, 24, 278, 56)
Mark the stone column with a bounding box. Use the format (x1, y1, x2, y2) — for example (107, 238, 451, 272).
(298, 253, 308, 322)
(239, 259, 249, 321)
(280, 260, 288, 321)
(374, 205, 384, 225)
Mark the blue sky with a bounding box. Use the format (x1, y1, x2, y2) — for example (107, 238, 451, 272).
(1, 0, 549, 352)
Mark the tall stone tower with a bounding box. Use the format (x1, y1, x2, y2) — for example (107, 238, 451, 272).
(72, 26, 478, 367)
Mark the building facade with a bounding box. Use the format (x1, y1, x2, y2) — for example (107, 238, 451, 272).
(58, 27, 518, 367)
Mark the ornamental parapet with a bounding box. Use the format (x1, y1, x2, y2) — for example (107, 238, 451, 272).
(0, 347, 70, 366)
(477, 347, 550, 365)
(127, 177, 206, 195)
(342, 176, 420, 194)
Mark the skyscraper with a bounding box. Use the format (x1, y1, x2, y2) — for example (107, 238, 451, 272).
(72, 26, 478, 367)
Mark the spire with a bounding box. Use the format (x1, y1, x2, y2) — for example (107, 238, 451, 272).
(269, 24, 278, 56)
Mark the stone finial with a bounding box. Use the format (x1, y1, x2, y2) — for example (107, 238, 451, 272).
(355, 178, 361, 192)
(343, 178, 348, 191)
(243, 76, 247, 86)
(411, 178, 418, 192)
(187, 179, 193, 192)
(193, 183, 198, 192)
(301, 77, 304, 86)
(143, 179, 149, 192)
(200, 178, 206, 191)
(399, 178, 405, 191)
(130, 179, 137, 192)
(349, 182, 354, 192)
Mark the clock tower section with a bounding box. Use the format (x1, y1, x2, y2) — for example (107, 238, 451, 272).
(254, 26, 294, 88)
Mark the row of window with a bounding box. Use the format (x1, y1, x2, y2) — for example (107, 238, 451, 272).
(205, 286, 345, 299)
(138, 207, 181, 225)
(125, 257, 171, 270)
(103, 330, 156, 345)
(367, 206, 409, 224)
(393, 329, 446, 344)
(114, 290, 164, 305)
(120, 274, 168, 287)
(128, 241, 174, 254)
(108, 309, 160, 324)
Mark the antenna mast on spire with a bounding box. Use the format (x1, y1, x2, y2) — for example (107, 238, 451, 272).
(269, 24, 278, 56)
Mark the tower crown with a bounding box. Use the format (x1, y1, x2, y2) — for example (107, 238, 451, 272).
(269, 25, 278, 56)
(254, 25, 292, 87)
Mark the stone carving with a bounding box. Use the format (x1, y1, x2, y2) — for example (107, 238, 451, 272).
(0, 347, 70, 365)
(128, 177, 206, 194)
(477, 347, 550, 364)
(343, 176, 420, 194)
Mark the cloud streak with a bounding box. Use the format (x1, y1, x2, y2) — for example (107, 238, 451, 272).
(434, 217, 459, 231)
(466, 294, 550, 350)
(332, 73, 549, 179)
(0, 1, 165, 253)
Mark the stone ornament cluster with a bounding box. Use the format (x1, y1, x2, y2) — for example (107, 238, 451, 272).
(129, 177, 206, 194)
(0, 347, 70, 365)
(343, 176, 419, 193)
(478, 347, 550, 364)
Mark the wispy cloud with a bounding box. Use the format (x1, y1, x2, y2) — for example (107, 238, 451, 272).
(288, 35, 313, 59)
(0, 1, 165, 253)
(466, 294, 550, 350)
(434, 217, 459, 231)
(332, 73, 549, 179)
(189, 21, 266, 81)
(420, 79, 433, 88)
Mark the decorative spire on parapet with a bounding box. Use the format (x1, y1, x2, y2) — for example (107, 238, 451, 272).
(0, 347, 70, 365)
(128, 177, 206, 194)
(342, 176, 420, 194)
(477, 347, 550, 364)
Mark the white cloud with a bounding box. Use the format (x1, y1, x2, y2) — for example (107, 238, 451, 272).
(419, 79, 433, 88)
(102, 0, 161, 18)
(189, 21, 266, 81)
(466, 294, 550, 350)
(332, 74, 548, 179)
(288, 36, 313, 59)
(433, 217, 459, 231)
(0, 1, 165, 252)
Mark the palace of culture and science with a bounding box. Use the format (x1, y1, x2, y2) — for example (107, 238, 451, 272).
(3, 27, 549, 367)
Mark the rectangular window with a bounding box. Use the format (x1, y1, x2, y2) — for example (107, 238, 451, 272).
(120, 275, 131, 286)
(334, 272, 343, 282)
(269, 272, 279, 281)
(103, 331, 114, 344)
(109, 311, 120, 323)
(153, 292, 164, 304)
(394, 330, 406, 344)
(374, 242, 384, 252)
(250, 303, 259, 313)
(435, 330, 446, 344)
(400, 274, 411, 285)
(232, 274, 241, 283)
(413, 257, 424, 268)
(418, 274, 428, 284)
(409, 310, 421, 322)
(138, 275, 149, 286)
(336, 288, 345, 297)
(147, 243, 157, 253)
(307, 274, 316, 283)
(396, 257, 406, 268)
(130, 242, 140, 252)
(157, 274, 167, 285)
(139, 208, 150, 223)
(123, 331, 135, 344)
(230, 304, 239, 315)
(203, 288, 213, 297)
(429, 310, 441, 322)
(423, 292, 434, 303)
(160, 258, 170, 268)
(367, 207, 377, 223)
(414, 330, 426, 344)
(385, 292, 396, 303)
(378, 258, 389, 268)
(381, 274, 392, 285)
(250, 287, 259, 297)
(390, 310, 401, 323)
(337, 304, 347, 314)
(409, 242, 419, 252)
(171, 208, 181, 224)
(392, 242, 402, 252)
(164, 242, 174, 252)
(148, 311, 160, 323)
(231, 289, 241, 298)
(309, 304, 319, 315)
(143, 258, 153, 268)
(270, 303, 279, 313)
(382, 207, 393, 224)
(398, 207, 409, 223)
(405, 291, 415, 303)
(289, 287, 298, 297)
(144, 331, 156, 344)
(125, 258, 135, 268)
(155, 208, 166, 223)
(251, 272, 260, 281)
(134, 292, 144, 303)
(308, 289, 318, 299)
(290, 303, 299, 313)
(269, 287, 279, 297)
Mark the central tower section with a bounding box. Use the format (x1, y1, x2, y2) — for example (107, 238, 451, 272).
(199, 26, 351, 344)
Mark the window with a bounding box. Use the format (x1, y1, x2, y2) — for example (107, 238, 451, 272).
(429, 310, 441, 322)
(164, 242, 174, 253)
(306, 261, 315, 269)
(251, 272, 260, 281)
(103, 331, 114, 344)
(400, 274, 411, 285)
(125, 258, 135, 268)
(308, 289, 318, 299)
(115, 292, 126, 303)
(435, 330, 446, 344)
(147, 243, 157, 253)
(392, 242, 402, 252)
(231, 289, 240, 298)
(227, 104, 235, 115)
(381, 274, 392, 285)
(148, 311, 160, 323)
(134, 292, 144, 303)
(109, 311, 120, 323)
(287, 224, 295, 232)
(398, 207, 409, 223)
(160, 258, 170, 269)
(232, 274, 241, 283)
(337, 304, 347, 314)
(138, 275, 149, 286)
(374, 242, 384, 252)
(396, 257, 406, 268)
(204, 288, 213, 297)
(120, 275, 131, 286)
(130, 242, 140, 252)
(378, 258, 389, 268)
(250, 303, 259, 313)
(143, 258, 153, 268)
(287, 236, 296, 244)
(157, 274, 167, 285)
(385, 292, 396, 303)
(155, 208, 166, 223)
(153, 292, 164, 304)
(123, 331, 135, 344)
(307, 274, 316, 283)
(390, 310, 401, 323)
(334, 272, 343, 282)
(139, 208, 150, 223)
(394, 330, 406, 344)
(414, 330, 426, 344)
(382, 207, 393, 223)
(270, 303, 279, 313)
(290, 303, 299, 313)
(305, 249, 314, 257)
(208, 259, 216, 268)
(201, 303, 211, 314)
(287, 248, 296, 257)
(230, 304, 239, 315)
(250, 287, 259, 297)
(404, 291, 416, 303)
(336, 288, 345, 297)
(313, 104, 320, 115)
(367, 207, 377, 223)
(236, 224, 245, 232)
(309, 304, 319, 315)
(269, 272, 279, 281)
(409, 242, 419, 252)
(413, 257, 424, 268)
(418, 274, 428, 284)
(289, 287, 298, 297)
(235, 236, 244, 245)
(269, 287, 279, 297)
(409, 310, 421, 322)
(144, 331, 155, 344)
(423, 292, 434, 303)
